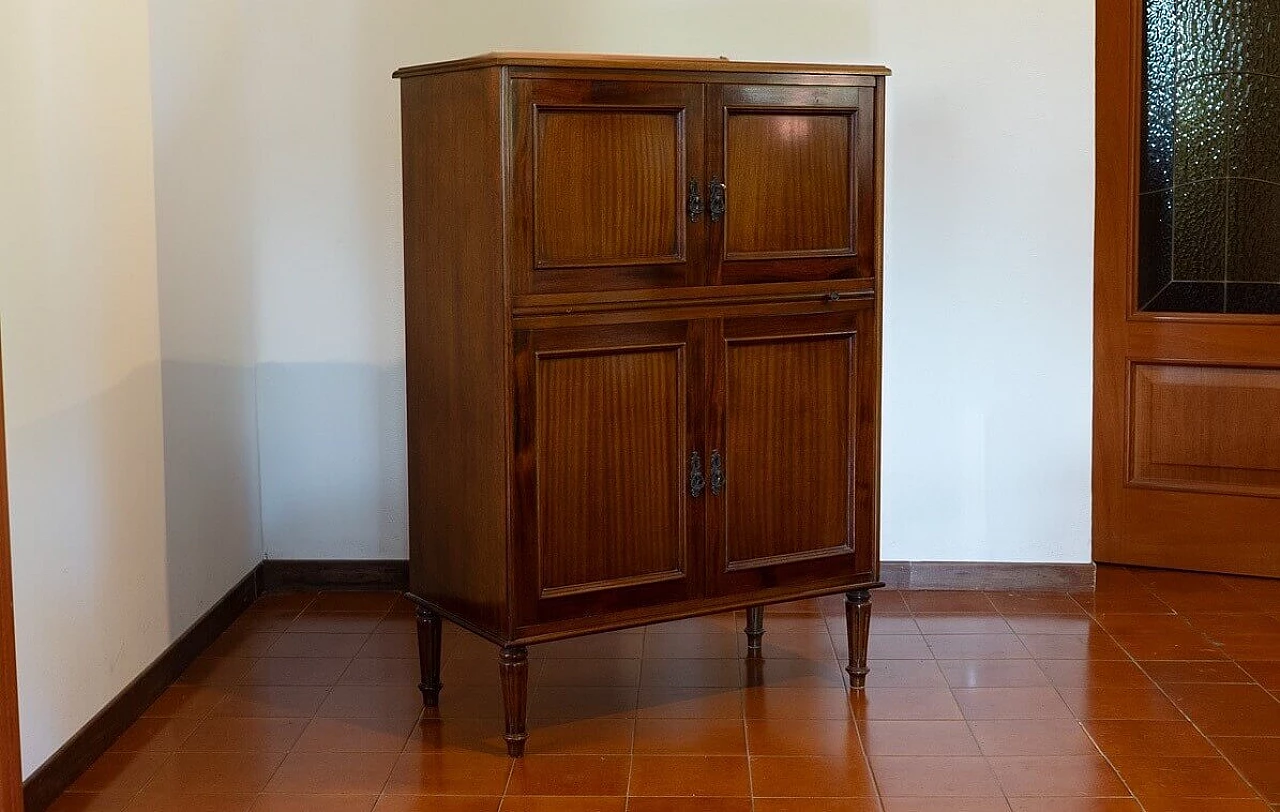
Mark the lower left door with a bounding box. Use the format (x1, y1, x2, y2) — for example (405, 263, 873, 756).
(512, 319, 705, 629)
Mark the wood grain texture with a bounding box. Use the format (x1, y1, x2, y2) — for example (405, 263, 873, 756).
(535, 343, 685, 591)
(511, 279, 877, 316)
(535, 110, 681, 267)
(707, 307, 877, 597)
(710, 83, 877, 285)
(400, 68, 511, 636)
(498, 647, 529, 758)
(511, 79, 705, 293)
(723, 330, 854, 564)
(513, 321, 703, 626)
(725, 112, 852, 256)
(393, 52, 891, 79)
(0, 342, 21, 812)
(1093, 1, 1280, 576)
(845, 589, 872, 688)
(1131, 363, 1280, 495)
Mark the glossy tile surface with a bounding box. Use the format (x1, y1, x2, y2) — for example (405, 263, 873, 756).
(51, 567, 1280, 810)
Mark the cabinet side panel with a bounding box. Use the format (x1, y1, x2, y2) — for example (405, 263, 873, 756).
(401, 69, 508, 636)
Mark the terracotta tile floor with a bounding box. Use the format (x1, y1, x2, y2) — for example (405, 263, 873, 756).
(50, 566, 1280, 811)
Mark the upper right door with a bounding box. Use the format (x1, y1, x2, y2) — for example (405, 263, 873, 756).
(708, 83, 878, 285)
(1095, 0, 1280, 576)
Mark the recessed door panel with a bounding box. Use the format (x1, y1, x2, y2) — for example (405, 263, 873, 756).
(1130, 363, 1280, 496)
(535, 110, 681, 268)
(513, 321, 704, 625)
(710, 84, 878, 285)
(707, 308, 877, 596)
(510, 79, 706, 293)
(725, 112, 854, 258)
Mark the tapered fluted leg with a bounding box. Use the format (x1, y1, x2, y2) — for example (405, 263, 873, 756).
(744, 606, 765, 657)
(416, 607, 443, 707)
(499, 645, 529, 757)
(845, 589, 872, 689)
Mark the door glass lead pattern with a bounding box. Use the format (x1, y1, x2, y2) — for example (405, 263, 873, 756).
(1138, 0, 1280, 314)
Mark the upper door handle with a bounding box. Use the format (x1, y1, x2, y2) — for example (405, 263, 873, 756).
(689, 450, 706, 498)
(709, 179, 727, 222)
(710, 450, 725, 496)
(686, 179, 704, 222)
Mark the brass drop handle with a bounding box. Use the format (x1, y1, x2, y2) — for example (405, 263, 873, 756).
(710, 450, 725, 496)
(689, 450, 706, 498)
(709, 179, 726, 222)
(686, 179, 704, 222)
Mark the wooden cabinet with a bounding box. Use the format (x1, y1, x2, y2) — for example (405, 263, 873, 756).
(396, 53, 889, 757)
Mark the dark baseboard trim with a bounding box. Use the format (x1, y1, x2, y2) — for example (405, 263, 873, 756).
(22, 567, 259, 812)
(258, 559, 409, 593)
(881, 561, 1096, 591)
(22, 558, 409, 811)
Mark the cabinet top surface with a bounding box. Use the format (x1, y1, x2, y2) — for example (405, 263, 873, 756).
(392, 51, 891, 79)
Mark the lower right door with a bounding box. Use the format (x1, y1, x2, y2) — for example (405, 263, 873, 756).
(707, 304, 879, 596)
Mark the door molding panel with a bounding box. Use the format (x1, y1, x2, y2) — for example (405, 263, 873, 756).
(708, 84, 876, 285)
(1128, 361, 1280, 497)
(707, 308, 876, 596)
(509, 79, 707, 294)
(512, 320, 705, 628)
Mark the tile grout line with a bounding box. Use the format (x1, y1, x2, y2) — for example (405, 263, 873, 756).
(117, 596, 320, 809)
(1063, 588, 1156, 812)
(1075, 580, 1271, 808)
(261, 591, 376, 805)
(910, 593, 1018, 809)
(1140, 583, 1276, 806)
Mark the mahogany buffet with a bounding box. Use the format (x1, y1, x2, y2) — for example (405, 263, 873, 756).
(394, 53, 889, 756)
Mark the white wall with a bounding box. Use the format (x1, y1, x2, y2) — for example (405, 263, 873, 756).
(243, 2, 415, 561)
(149, 2, 265, 613)
(0, 0, 261, 776)
(227, 0, 1093, 563)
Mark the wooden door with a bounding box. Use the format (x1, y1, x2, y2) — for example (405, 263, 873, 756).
(0, 340, 21, 811)
(708, 83, 878, 285)
(509, 79, 706, 294)
(1095, 0, 1280, 576)
(706, 307, 877, 596)
(512, 321, 705, 628)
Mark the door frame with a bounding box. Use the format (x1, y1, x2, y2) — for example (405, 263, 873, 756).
(0, 336, 23, 810)
(1092, 0, 1140, 566)
(1093, 0, 1280, 575)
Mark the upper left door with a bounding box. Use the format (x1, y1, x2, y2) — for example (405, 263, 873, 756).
(509, 78, 706, 294)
